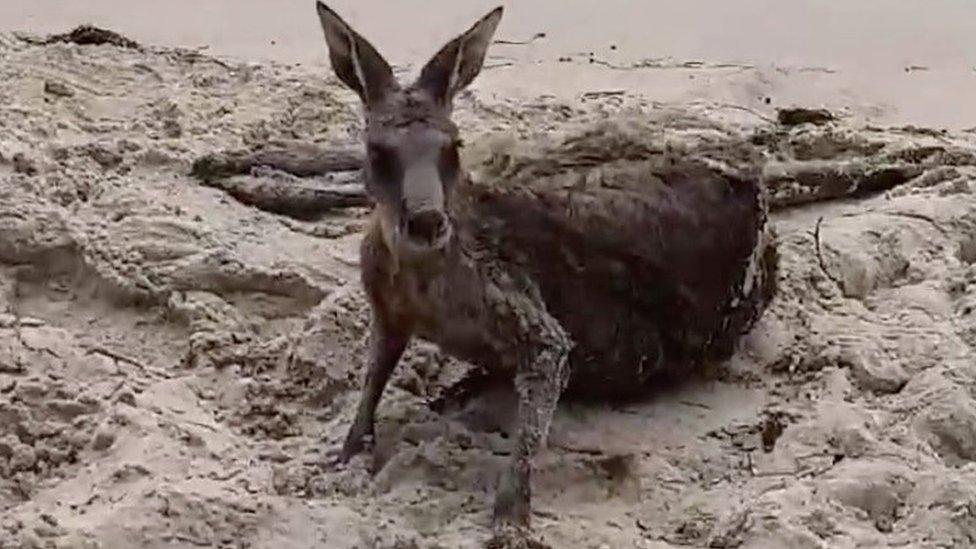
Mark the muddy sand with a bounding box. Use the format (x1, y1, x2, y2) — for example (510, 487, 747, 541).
(3, 19, 976, 549)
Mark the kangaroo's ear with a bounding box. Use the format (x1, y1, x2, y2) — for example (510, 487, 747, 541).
(414, 7, 503, 105)
(315, 2, 399, 106)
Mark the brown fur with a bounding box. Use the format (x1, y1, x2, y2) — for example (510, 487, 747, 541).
(314, 3, 776, 545)
(456, 123, 778, 398)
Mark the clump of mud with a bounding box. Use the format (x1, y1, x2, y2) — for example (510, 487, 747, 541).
(42, 25, 142, 49)
(2, 26, 976, 549)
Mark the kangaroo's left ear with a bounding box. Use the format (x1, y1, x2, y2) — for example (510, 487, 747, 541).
(413, 7, 504, 105)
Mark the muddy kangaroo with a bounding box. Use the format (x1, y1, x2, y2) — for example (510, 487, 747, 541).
(314, 2, 776, 544)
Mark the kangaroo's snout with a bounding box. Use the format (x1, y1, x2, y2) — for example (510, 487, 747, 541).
(404, 209, 450, 248)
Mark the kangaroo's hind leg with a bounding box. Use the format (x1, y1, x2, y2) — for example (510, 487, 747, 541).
(486, 292, 573, 539)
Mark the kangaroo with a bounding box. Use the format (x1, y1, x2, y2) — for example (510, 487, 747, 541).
(314, 2, 776, 545)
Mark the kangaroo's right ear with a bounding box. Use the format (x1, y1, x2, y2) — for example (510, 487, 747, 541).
(315, 2, 399, 106)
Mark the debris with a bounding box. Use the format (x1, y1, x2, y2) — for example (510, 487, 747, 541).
(43, 25, 141, 49)
(777, 107, 834, 126)
(43, 81, 74, 97)
(493, 32, 547, 46)
(11, 153, 37, 176)
(200, 172, 370, 220)
(761, 414, 786, 453)
(190, 145, 362, 182)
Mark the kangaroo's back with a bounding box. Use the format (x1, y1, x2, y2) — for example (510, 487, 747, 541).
(456, 118, 777, 397)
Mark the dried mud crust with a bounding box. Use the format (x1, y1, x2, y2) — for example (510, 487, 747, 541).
(2, 28, 976, 549)
(456, 116, 776, 398)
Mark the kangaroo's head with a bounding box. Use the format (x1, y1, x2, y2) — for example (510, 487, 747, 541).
(315, 2, 502, 257)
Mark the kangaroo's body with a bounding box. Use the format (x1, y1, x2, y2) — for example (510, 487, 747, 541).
(313, 3, 776, 545)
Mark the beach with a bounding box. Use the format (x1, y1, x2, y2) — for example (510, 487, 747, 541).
(2, 2, 976, 548)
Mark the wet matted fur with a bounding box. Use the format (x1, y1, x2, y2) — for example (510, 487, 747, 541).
(313, 2, 777, 545)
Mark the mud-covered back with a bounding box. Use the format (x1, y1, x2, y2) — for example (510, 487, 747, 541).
(455, 115, 777, 398)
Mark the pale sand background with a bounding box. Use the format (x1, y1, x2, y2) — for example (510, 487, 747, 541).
(3, 0, 976, 128)
(3, 3, 976, 549)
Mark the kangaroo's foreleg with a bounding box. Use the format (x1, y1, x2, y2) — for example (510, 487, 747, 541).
(339, 314, 411, 462)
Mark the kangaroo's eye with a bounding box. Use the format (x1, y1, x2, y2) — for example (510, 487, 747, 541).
(439, 142, 461, 181)
(367, 143, 401, 184)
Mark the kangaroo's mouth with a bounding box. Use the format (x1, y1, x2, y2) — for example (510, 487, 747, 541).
(401, 208, 452, 253)
(379, 212, 453, 261)
(402, 221, 452, 254)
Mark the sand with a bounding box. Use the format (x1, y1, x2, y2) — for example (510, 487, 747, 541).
(3, 0, 976, 130)
(2, 4, 976, 549)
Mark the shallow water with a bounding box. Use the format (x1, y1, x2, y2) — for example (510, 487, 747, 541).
(4, 0, 976, 128)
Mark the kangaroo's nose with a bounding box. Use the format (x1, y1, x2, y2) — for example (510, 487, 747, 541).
(406, 210, 448, 244)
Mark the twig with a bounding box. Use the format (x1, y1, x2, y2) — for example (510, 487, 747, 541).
(278, 217, 362, 239)
(165, 534, 212, 547)
(588, 58, 633, 70)
(132, 63, 164, 82)
(582, 90, 626, 99)
(493, 32, 546, 46)
(756, 479, 788, 497)
(797, 462, 837, 479)
(883, 210, 949, 236)
(191, 146, 362, 182)
(10, 315, 60, 359)
(202, 174, 371, 221)
(750, 469, 797, 478)
(710, 102, 778, 124)
(183, 419, 218, 432)
(797, 66, 838, 74)
(0, 363, 26, 374)
(84, 345, 172, 379)
(586, 56, 754, 73)
(483, 62, 515, 71)
(0, 316, 45, 329)
(209, 468, 242, 481)
(840, 208, 949, 236)
(106, 379, 127, 400)
(85, 346, 144, 369)
(552, 444, 605, 456)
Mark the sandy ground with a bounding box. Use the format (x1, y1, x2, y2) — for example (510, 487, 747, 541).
(2, 0, 976, 130)
(2, 6, 976, 549)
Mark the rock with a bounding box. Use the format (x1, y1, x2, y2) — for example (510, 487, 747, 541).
(47, 399, 99, 421)
(10, 443, 37, 472)
(0, 436, 16, 459)
(162, 119, 182, 139)
(12, 152, 37, 175)
(43, 81, 74, 98)
(43, 25, 141, 49)
(91, 426, 116, 451)
(115, 391, 137, 406)
(917, 396, 976, 465)
(33, 520, 65, 539)
(777, 107, 834, 126)
(111, 463, 151, 482)
(841, 350, 909, 394)
(86, 145, 123, 169)
(761, 414, 787, 452)
(959, 232, 976, 264)
(821, 461, 912, 534)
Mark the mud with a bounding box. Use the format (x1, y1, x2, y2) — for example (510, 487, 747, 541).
(2, 30, 976, 549)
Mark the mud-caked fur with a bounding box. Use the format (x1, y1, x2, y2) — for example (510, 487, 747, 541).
(314, 2, 775, 543)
